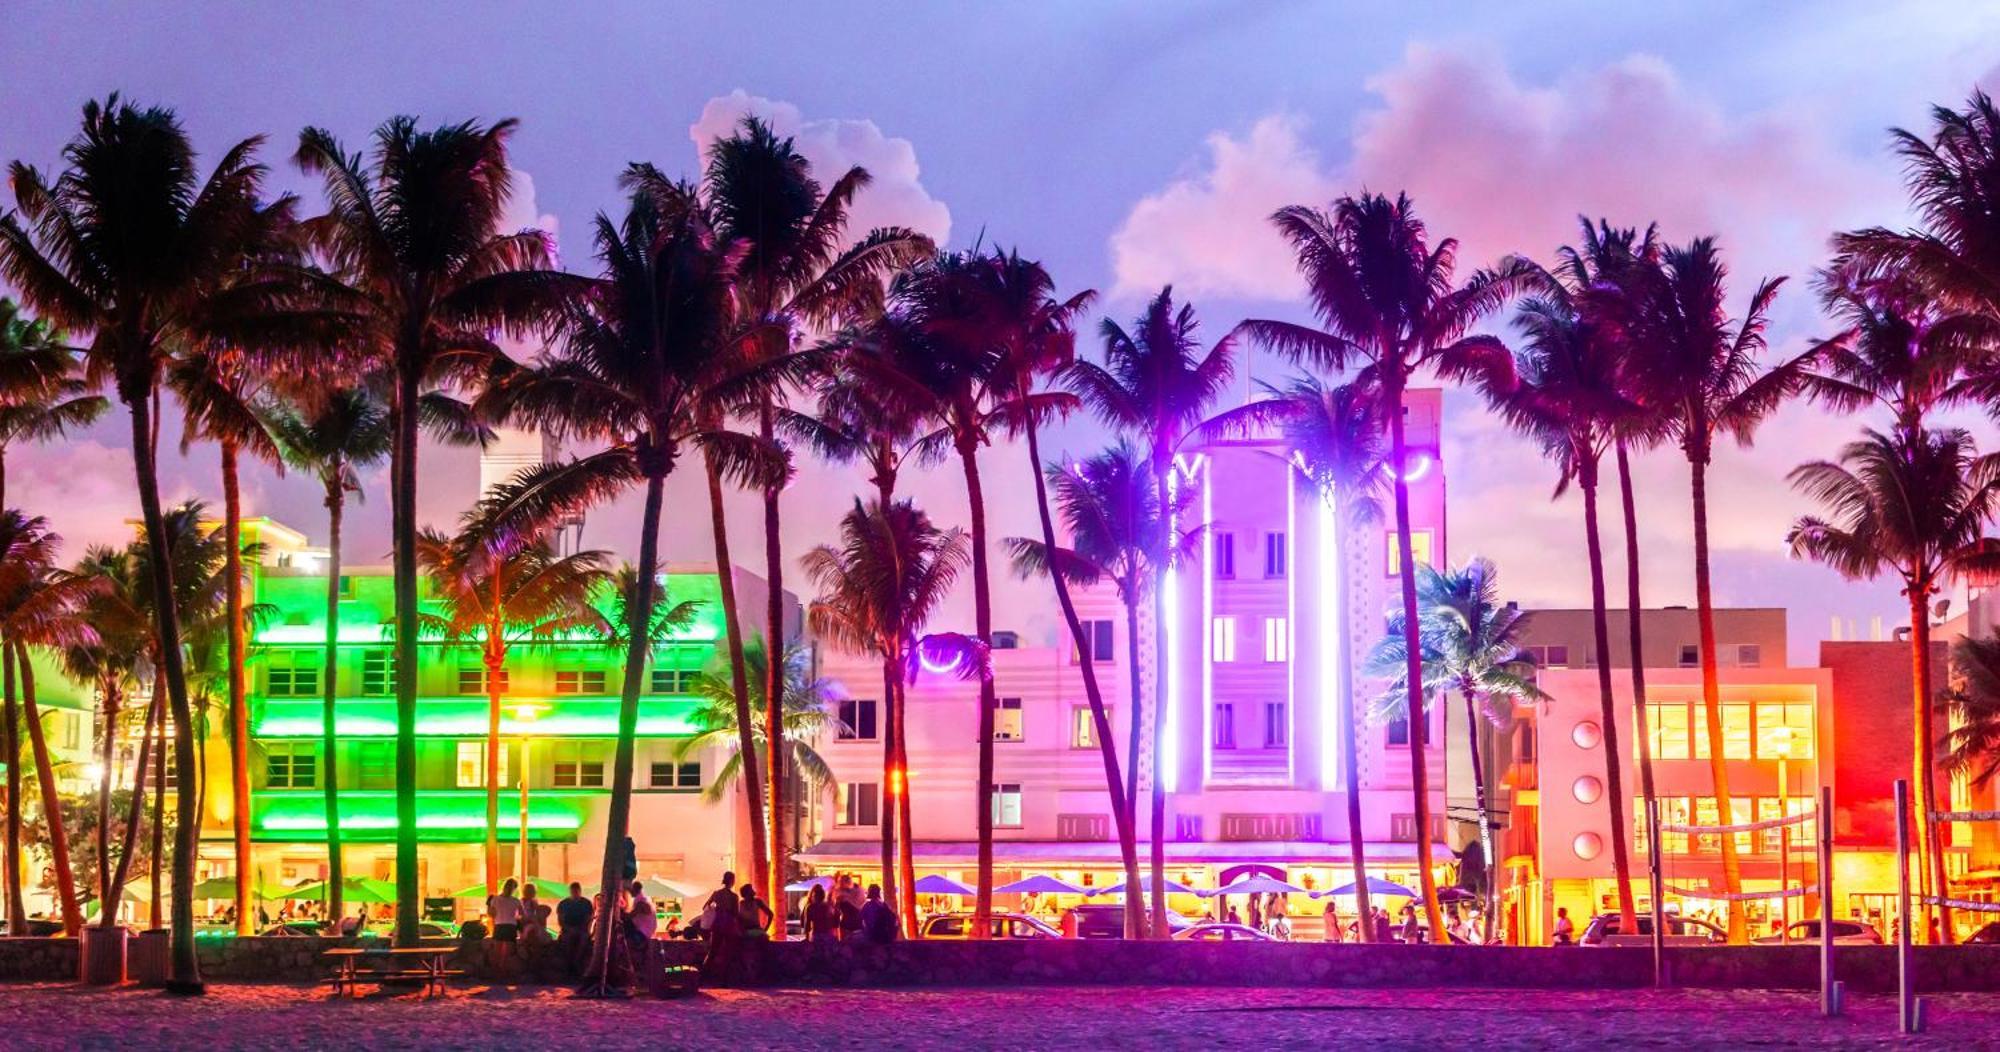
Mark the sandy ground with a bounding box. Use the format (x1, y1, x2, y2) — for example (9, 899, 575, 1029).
(5, 983, 1999, 1050)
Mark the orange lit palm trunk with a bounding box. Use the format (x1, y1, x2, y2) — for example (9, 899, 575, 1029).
(760, 403, 786, 930)
(705, 456, 769, 892)
(895, 678, 917, 933)
(1689, 451, 1745, 942)
(107, 685, 161, 921)
(18, 644, 81, 933)
(320, 473, 346, 926)
(1148, 458, 1171, 938)
(2, 645, 24, 931)
(1387, 378, 1446, 942)
(879, 654, 899, 926)
(960, 436, 997, 936)
(1909, 585, 1952, 943)
(485, 574, 504, 895)
(95, 680, 118, 927)
(1581, 462, 1638, 932)
(150, 679, 165, 928)
(222, 439, 254, 935)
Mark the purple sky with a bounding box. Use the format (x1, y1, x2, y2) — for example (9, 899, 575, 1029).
(5, 2, 1999, 661)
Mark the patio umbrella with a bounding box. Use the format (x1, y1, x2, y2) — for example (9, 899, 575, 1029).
(1316, 876, 1417, 899)
(189, 877, 286, 900)
(281, 877, 398, 904)
(1203, 875, 1308, 897)
(912, 874, 975, 896)
(448, 878, 570, 900)
(643, 876, 707, 901)
(1436, 886, 1479, 905)
(1087, 878, 1202, 897)
(995, 875, 1084, 895)
(784, 875, 835, 893)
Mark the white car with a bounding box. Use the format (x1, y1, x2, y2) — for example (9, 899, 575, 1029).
(1752, 919, 1882, 945)
(1174, 923, 1278, 943)
(920, 912, 1062, 940)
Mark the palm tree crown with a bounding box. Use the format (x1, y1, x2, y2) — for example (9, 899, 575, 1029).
(678, 639, 839, 804)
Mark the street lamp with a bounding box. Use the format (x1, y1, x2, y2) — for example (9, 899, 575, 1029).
(1773, 724, 1797, 945)
(506, 701, 550, 886)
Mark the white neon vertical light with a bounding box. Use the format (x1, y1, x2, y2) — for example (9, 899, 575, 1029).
(1162, 457, 1191, 793)
(1318, 486, 1343, 789)
(1285, 462, 1298, 786)
(1200, 454, 1215, 786)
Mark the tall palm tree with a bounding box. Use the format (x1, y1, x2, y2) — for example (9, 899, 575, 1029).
(1370, 559, 1545, 943)
(804, 498, 968, 932)
(1617, 237, 1816, 942)
(1802, 265, 1992, 439)
(1069, 285, 1234, 938)
(1943, 634, 2000, 792)
(1787, 427, 2000, 943)
(699, 117, 932, 906)
(1236, 193, 1527, 941)
(677, 638, 839, 805)
(266, 386, 391, 926)
(0, 97, 296, 989)
(1201, 377, 1389, 939)
(416, 506, 612, 893)
(0, 511, 96, 935)
(477, 178, 783, 986)
(0, 298, 107, 510)
(1487, 268, 1643, 935)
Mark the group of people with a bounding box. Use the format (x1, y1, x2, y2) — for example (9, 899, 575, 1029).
(797, 875, 898, 944)
(469, 878, 662, 979)
(1324, 902, 1488, 944)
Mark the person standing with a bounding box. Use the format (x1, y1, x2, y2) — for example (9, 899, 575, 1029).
(803, 885, 835, 943)
(738, 884, 774, 941)
(488, 878, 523, 944)
(627, 880, 658, 965)
(859, 883, 898, 944)
(1400, 904, 1421, 945)
(556, 881, 593, 977)
(1552, 907, 1575, 946)
(521, 884, 550, 942)
(701, 872, 743, 984)
(834, 880, 863, 941)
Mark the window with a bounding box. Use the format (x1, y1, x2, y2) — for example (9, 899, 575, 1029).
(992, 783, 1023, 828)
(1635, 797, 1694, 854)
(838, 698, 879, 741)
(356, 742, 393, 789)
(1073, 619, 1115, 663)
(1386, 530, 1434, 577)
(1210, 616, 1237, 662)
(1736, 644, 1763, 667)
(1263, 617, 1289, 662)
(337, 575, 356, 598)
(1691, 704, 1752, 760)
(838, 782, 879, 827)
(1070, 705, 1107, 749)
(552, 742, 606, 788)
(361, 650, 396, 697)
(1525, 645, 1570, 668)
(994, 697, 1023, 742)
(649, 666, 701, 694)
(1387, 713, 1430, 747)
(1263, 532, 1287, 578)
(1056, 814, 1109, 841)
(1391, 813, 1445, 842)
(1649, 704, 1691, 761)
(1263, 701, 1287, 747)
(455, 741, 510, 788)
(554, 669, 607, 695)
(650, 760, 701, 790)
(458, 665, 508, 696)
(1213, 703, 1236, 749)
(266, 654, 321, 698)
(1678, 644, 1700, 668)
(266, 743, 317, 788)
(1215, 532, 1235, 578)
(1754, 702, 1814, 759)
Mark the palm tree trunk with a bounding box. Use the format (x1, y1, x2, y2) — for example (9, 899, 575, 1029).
(1616, 441, 1659, 843)
(96, 682, 116, 927)
(589, 468, 668, 988)
(107, 686, 160, 924)
(1121, 596, 1143, 859)
(760, 403, 787, 931)
(150, 673, 165, 929)
(1581, 468, 1638, 932)
(389, 362, 421, 950)
(1910, 587, 1953, 943)
(879, 655, 898, 927)
(1148, 461, 1172, 939)
(894, 677, 916, 932)
(1688, 452, 1746, 942)
(16, 645, 80, 934)
(320, 476, 345, 927)
(705, 455, 769, 893)
(1333, 493, 1373, 942)
(1387, 381, 1447, 943)
(222, 439, 252, 937)
(2, 643, 24, 932)
(959, 442, 998, 936)
(1459, 689, 1496, 943)
(485, 625, 503, 895)
(1023, 419, 1142, 938)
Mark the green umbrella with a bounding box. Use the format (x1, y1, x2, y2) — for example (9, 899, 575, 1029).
(449, 878, 569, 900)
(190, 876, 287, 900)
(282, 877, 398, 904)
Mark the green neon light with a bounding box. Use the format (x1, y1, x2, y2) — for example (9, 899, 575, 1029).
(251, 790, 595, 843)
(252, 698, 702, 738)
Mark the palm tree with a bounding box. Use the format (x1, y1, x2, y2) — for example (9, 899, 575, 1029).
(1787, 427, 2000, 943)
(1068, 285, 1234, 938)
(265, 386, 391, 925)
(677, 638, 839, 805)
(699, 117, 932, 906)
(1236, 193, 1527, 941)
(0, 97, 296, 990)
(1943, 635, 2000, 792)
(477, 178, 783, 986)
(1201, 377, 1389, 939)
(1617, 237, 1816, 942)
(417, 505, 612, 894)
(1803, 265, 1993, 439)
(1005, 442, 1168, 935)
(1370, 559, 1545, 943)
(0, 298, 107, 510)
(1487, 267, 1643, 935)
(292, 115, 577, 946)
(804, 498, 968, 932)
(0, 511, 96, 934)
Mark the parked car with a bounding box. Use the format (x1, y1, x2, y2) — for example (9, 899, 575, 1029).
(1966, 922, 2000, 945)
(1751, 920, 1882, 945)
(1580, 913, 1726, 947)
(1175, 923, 1278, 943)
(921, 912, 1062, 940)
(1061, 903, 1194, 939)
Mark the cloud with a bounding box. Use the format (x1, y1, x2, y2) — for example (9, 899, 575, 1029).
(689, 91, 952, 246)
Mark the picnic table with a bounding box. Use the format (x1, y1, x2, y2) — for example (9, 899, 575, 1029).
(323, 946, 462, 998)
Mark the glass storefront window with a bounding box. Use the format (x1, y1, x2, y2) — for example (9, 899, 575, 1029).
(1754, 702, 1814, 759)
(1649, 704, 1691, 760)
(1692, 704, 1752, 760)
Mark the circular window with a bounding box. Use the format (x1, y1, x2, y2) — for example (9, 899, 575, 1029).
(1572, 775, 1604, 804)
(1573, 832, 1604, 861)
(1571, 721, 1602, 749)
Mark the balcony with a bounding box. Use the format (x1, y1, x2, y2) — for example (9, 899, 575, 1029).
(250, 696, 702, 738)
(247, 789, 598, 843)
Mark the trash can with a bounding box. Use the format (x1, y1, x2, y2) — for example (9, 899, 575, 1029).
(81, 925, 129, 985)
(129, 928, 171, 986)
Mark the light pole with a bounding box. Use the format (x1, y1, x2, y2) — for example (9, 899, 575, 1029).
(507, 701, 549, 886)
(1774, 725, 1796, 945)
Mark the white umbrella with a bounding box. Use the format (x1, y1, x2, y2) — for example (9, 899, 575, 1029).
(1202, 875, 1308, 897)
(643, 876, 707, 901)
(1088, 878, 1202, 897)
(913, 874, 975, 896)
(995, 875, 1085, 895)
(784, 875, 835, 893)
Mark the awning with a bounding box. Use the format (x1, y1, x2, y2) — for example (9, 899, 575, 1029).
(795, 839, 1453, 867)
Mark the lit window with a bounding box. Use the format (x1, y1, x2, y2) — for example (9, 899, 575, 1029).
(838, 699, 879, 741)
(994, 697, 1024, 742)
(1263, 532, 1287, 578)
(1213, 703, 1236, 749)
(1215, 532, 1236, 578)
(458, 666, 508, 696)
(265, 743, 317, 788)
(1693, 704, 1752, 760)
(554, 669, 607, 695)
(1754, 702, 1813, 759)
(1263, 701, 1287, 747)
(1386, 530, 1434, 577)
(1210, 617, 1237, 662)
(1071, 705, 1108, 749)
(266, 654, 321, 698)
(1263, 617, 1289, 662)
(992, 783, 1023, 828)
(1648, 704, 1691, 761)
(455, 741, 509, 788)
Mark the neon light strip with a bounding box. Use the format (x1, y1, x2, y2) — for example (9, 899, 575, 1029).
(1200, 454, 1214, 787)
(1319, 487, 1343, 789)
(1284, 461, 1297, 786)
(1162, 463, 1183, 793)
